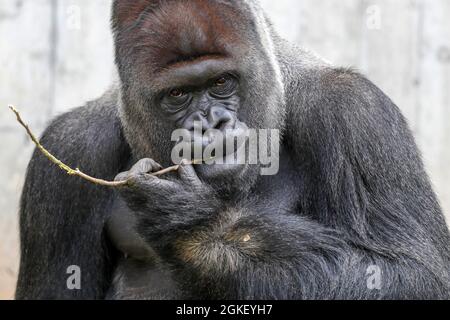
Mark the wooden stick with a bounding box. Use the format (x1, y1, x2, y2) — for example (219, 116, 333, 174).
(8, 105, 202, 187)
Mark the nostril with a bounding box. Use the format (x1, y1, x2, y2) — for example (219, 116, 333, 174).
(183, 111, 210, 132)
(214, 118, 232, 130)
(210, 109, 234, 130)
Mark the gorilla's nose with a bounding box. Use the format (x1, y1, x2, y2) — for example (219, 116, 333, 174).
(208, 107, 235, 131)
(184, 106, 236, 133)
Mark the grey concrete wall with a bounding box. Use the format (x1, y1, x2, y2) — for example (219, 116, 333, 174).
(0, 0, 449, 299)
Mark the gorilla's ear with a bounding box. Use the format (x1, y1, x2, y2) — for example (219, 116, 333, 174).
(112, 0, 155, 31)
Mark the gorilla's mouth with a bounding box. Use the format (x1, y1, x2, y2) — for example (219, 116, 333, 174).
(172, 121, 250, 177)
(204, 121, 249, 157)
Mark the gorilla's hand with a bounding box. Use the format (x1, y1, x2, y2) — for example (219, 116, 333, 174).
(115, 158, 221, 245)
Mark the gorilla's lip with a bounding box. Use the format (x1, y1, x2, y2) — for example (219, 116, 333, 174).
(193, 157, 247, 179)
(173, 122, 250, 166)
(194, 122, 249, 154)
(192, 136, 249, 179)
(197, 149, 244, 165)
(197, 130, 249, 163)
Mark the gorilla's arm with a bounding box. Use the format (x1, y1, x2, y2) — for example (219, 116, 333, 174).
(286, 66, 450, 258)
(284, 66, 450, 298)
(16, 92, 130, 299)
(167, 209, 347, 300)
(127, 199, 449, 299)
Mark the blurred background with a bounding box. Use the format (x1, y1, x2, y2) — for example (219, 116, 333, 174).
(0, 0, 449, 299)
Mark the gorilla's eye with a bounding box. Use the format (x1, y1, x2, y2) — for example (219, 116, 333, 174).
(170, 89, 185, 98)
(162, 88, 191, 112)
(215, 77, 228, 87)
(210, 74, 238, 98)
(165, 88, 189, 103)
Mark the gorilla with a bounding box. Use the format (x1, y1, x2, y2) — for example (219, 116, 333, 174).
(16, 0, 450, 300)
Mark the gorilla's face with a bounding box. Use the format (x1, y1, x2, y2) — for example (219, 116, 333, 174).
(157, 60, 250, 179)
(113, 0, 285, 188)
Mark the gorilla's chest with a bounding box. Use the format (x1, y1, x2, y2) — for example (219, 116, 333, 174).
(106, 257, 181, 300)
(106, 197, 182, 299)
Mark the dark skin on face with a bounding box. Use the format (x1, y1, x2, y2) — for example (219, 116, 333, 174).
(160, 68, 240, 129)
(150, 58, 251, 178)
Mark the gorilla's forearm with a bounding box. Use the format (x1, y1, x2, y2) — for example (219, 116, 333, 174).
(140, 209, 344, 299)
(146, 208, 448, 300)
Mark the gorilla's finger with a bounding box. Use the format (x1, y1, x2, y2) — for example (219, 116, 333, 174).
(130, 158, 163, 175)
(178, 160, 202, 187)
(130, 173, 180, 192)
(115, 171, 130, 182)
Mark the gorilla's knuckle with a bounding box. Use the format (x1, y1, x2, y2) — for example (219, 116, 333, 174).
(140, 158, 155, 165)
(114, 172, 129, 182)
(132, 158, 161, 174)
(133, 172, 150, 183)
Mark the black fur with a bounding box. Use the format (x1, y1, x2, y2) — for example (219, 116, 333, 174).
(16, 90, 130, 299)
(16, 0, 450, 300)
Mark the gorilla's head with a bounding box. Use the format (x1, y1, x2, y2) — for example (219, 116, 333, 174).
(112, 0, 285, 189)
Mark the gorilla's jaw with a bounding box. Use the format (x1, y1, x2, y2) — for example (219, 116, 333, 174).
(194, 152, 248, 180)
(196, 161, 260, 199)
(194, 138, 261, 197)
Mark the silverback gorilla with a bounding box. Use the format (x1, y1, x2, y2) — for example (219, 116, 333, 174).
(16, 0, 450, 299)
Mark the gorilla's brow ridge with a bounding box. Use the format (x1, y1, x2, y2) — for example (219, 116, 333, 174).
(165, 53, 226, 69)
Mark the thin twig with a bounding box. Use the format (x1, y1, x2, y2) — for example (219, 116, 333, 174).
(8, 105, 202, 187)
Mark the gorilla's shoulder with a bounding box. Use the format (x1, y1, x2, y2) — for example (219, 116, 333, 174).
(277, 40, 386, 100)
(312, 66, 400, 116)
(31, 89, 130, 180)
(282, 49, 398, 117)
